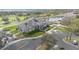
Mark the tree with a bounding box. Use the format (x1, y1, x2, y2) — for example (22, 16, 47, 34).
(76, 14, 79, 18)
(71, 19, 79, 35)
(2, 15, 9, 24)
(0, 39, 3, 48)
(60, 17, 73, 26)
(36, 33, 56, 50)
(42, 33, 56, 45)
(61, 17, 79, 41)
(60, 17, 74, 41)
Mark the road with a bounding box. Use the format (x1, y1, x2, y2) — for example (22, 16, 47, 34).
(1, 29, 79, 50)
(1, 16, 79, 50)
(50, 30, 79, 50)
(1, 36, 43, 50)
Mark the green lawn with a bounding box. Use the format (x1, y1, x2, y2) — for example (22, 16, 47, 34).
(0, 15, 27, 38)
(17, 16, 26, 21)
(47, 26, 53, 30)
(0, 15, 26, 24)
(23, 30, 45, 37)
(8, 15, 16, 22)
(0, 15, 26, 31)
(10, 29, 19, 34)
(0, 25, 4, 28)
(30, 32, 44, 37)
(0, 16, 2, 22)
(54, 27, 68, 32)
(3, 25, 17, 31)
(22, 26, 53, 37)
(2, 25, 21, 35)
(48, 14, 56, 18)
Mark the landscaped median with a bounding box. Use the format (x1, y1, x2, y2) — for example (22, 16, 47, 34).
(63, 37, 79, 49)
(64, 37, 79, 44)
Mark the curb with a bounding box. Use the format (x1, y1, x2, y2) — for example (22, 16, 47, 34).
(63, 39, 79, 49)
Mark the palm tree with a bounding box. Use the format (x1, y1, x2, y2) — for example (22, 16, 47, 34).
(60, 17, 75, 41)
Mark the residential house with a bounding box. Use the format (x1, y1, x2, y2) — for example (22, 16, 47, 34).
(18, 17, 48, 33)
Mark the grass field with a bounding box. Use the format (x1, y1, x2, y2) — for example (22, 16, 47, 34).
(23, 30, 45, 37)
(17, 16, 26, 21)
(0, 15, 27, 33)
(0, 16, 2, 22)
(0, 15, 26, 23)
